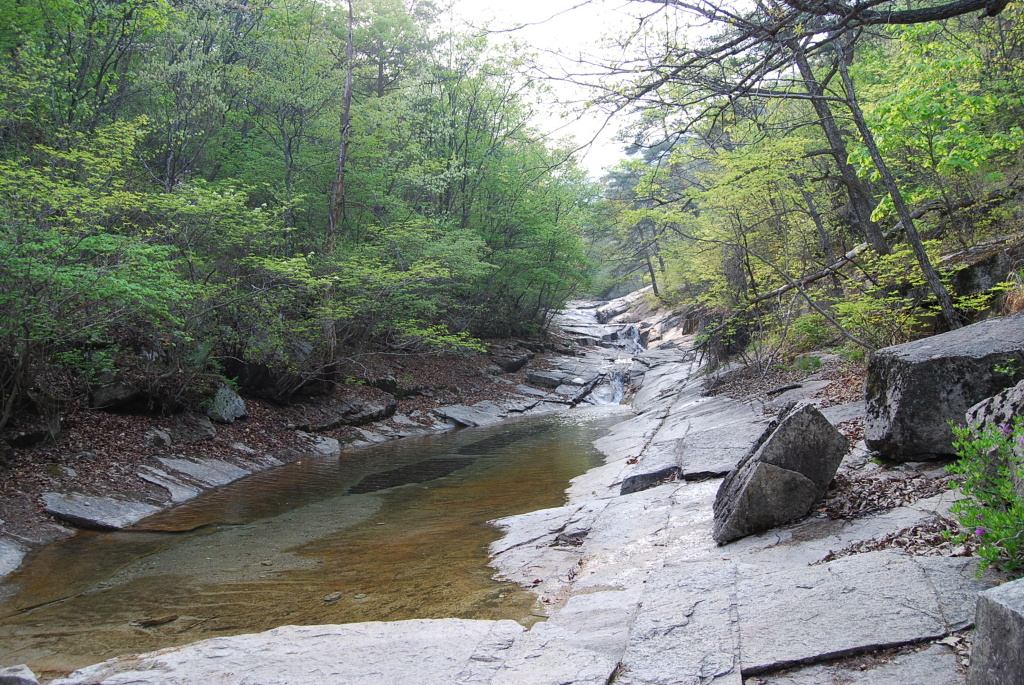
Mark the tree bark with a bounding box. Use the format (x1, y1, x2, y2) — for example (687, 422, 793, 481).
(790, 43, 890, 255)
(835, 35, 962, 330)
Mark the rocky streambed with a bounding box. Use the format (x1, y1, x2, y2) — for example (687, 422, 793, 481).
(2, 295, 1010, 684)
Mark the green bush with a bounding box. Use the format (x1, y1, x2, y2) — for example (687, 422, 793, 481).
(947, 418, 1024, 577)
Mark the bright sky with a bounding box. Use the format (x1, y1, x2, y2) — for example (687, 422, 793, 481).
(448, 0, 640, 177)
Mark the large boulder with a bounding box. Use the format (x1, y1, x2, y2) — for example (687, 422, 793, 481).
(712, 402, 848, 544)
(865, 313, 1024, 460)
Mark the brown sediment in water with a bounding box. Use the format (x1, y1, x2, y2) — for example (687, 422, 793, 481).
(0, 406, 627, 680)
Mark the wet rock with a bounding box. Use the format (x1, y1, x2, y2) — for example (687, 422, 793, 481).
(41, 493, 161, 530)
(966, 377, 1024, 429)
(51, 619, 525, 685)
(713, 402, 848, 544)
(89, 380, 141, 409)
(0, 664, 39, 685)
(205, 386, 247, 424)
(969, 577, 1024, 685)
(137, 466, 200, 503)
(0, 537, 26, 579)
(865, 313, 1024, 460)
(296, 432, 341, 458)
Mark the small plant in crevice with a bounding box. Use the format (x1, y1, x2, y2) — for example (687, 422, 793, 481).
(946, 418, 1024, 577)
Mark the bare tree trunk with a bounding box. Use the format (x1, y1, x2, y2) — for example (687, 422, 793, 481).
(835, 35, 962, 330)
(790, 44, 890, 256)
(327, 0, 355, 254)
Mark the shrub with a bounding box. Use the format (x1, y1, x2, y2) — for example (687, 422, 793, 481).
(947, 418, 1024, 577)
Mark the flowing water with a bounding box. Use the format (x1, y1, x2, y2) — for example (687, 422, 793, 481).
(0, 405, 627, 679)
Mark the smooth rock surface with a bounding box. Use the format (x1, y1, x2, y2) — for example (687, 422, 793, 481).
(295, 432, 341, 458)
(0, 538, 26, 580)
(41, 493, 161, 530)
(137, 466, 201, 503)
(435, 402, 506, 427)
(713, 402, 848, 544)
(51, 619, 525, 685)
(157, 457, 252, 487)
(969, 577, 1024, 685)
(865, 313, 1024, 459)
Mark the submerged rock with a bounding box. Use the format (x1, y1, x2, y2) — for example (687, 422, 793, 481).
(865, 313, 1024, 460)
(713, 402, 848, 544)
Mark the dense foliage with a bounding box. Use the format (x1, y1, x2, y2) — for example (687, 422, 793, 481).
(592, 2, 1024, 368)
(0, 0, 597, 426)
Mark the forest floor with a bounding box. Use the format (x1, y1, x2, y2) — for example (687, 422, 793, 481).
(0, 343, 552, 550)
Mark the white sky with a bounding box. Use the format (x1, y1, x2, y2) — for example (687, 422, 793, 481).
(448, 0, 640, 177)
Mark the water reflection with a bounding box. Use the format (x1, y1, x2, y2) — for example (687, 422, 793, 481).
(0, 405, 627, 678)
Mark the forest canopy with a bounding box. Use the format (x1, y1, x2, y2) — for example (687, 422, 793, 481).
(0, 0, 600, 427)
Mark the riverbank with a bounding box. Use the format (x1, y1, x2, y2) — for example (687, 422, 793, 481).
(4, 295, 1003, 684)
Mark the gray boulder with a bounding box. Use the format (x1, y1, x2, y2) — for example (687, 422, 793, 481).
(713, 402, 848, 544)
(89, 380, 141, 409)
(205, 386, 247, 424)
(41, 492, 161, 530)
(0, 664, 39, 685)
(299, 396, 397, 431)
(966, 378, 1024, 428)
(865, 313, 1024, 460)
(170, 413, 217, 443)
(526, 370, 565, 389)
(969, 578, 1024, 685)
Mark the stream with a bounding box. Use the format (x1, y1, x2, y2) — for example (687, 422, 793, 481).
(0, 405, 629, 678)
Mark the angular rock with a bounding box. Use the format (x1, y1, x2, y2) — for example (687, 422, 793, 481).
(89, 380, 141, 409)
(969, 577, 1024, 685)
(966, 377, 1024, 428)
(713, 402, 848, 544)
(435, 402, 506, 428)
(491, 346, 534, 374)
(295, 432, 341, 458)
(170, 413, 217, 444)
(300, 396, 397, 430)
(0, 664, 39, 685)
(146, 428, 172, 447)
(157, 457, 251, 487)
(137, 466, 201, 503)
(526, 370, 565, 389)
(51, 619, 524, 685)
(865, 313, 1024, 460)
(205, 386, 247, 424)
(41, 492, 161, 530)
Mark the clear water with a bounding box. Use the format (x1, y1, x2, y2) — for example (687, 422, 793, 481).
(0, 405, 627, 679)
